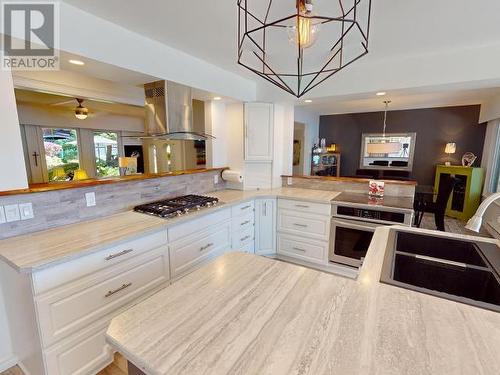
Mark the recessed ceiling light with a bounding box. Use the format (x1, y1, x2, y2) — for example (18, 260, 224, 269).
(69, 59, 85, 66)
(304, 99, 313, 103)
(213, 96, 222, 101)
(376, 92, 386, 96)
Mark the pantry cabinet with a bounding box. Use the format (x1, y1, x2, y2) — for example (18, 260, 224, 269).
(244, 103, 274, 161)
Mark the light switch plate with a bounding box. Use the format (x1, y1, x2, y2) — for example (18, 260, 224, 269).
(4, 204, 20, 222)
(85, 192, 96, 207)
(19, 203, 34, 220)
(0, 207, 5, 224)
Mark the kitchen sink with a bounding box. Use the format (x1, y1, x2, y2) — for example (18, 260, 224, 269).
(381, 230, 500, 312)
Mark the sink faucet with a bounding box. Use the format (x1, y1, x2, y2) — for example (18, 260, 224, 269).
(465, 192, 500, 232)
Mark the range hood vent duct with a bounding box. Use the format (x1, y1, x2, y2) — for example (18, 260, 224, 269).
(137, 80, 214, 141)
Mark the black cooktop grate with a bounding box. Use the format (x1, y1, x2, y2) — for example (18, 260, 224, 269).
(134, 194, 219, 218)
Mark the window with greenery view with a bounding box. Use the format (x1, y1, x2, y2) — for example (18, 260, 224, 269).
(94, 131, 119, 177)
(43, 128, 80, 181)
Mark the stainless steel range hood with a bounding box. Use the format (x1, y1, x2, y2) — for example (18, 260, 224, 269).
(140, 80, 214, 140)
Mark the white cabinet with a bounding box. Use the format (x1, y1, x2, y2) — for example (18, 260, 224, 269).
(168, 208, 232, 279)
(255, 198, 276, 255)
(231, 201, 255, 253)
(276, 198, 331, 264)
(244, 103, 274, 161)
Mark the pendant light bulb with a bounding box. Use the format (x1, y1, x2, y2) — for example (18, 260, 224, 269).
(288, 0, 320, 49)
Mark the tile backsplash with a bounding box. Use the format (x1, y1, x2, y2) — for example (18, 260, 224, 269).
(0, 170, 225, 239)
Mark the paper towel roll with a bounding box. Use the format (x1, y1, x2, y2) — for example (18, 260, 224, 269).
(222, 170, 243, 183)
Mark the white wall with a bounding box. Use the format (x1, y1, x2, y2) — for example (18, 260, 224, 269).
(55, 3, 256, 102)
(480, 94, 500, 123)
(13, 70, 145, 106)
(205, 101, 228, 168)
(294, 107, 320, 175)
(0, 71, 28, 191)
(272, 103, 294, 188)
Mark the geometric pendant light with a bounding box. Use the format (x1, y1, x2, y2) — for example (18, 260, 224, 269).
(237, 0, 372, 98)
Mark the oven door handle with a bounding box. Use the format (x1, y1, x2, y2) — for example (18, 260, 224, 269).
(332, 218, 379, 232)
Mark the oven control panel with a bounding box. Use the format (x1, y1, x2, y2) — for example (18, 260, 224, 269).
(336, 205, 406, 224)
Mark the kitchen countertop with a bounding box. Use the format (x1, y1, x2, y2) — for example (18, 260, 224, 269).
(332, 192, 414, 211)
(106, 227, 500, 375)
(0, 188, 340, 273)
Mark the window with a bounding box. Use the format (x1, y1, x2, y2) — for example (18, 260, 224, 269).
(42, 128, 80, 181)
(94, 131, 119, 177)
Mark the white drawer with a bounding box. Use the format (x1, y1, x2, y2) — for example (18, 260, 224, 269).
(170, 221, 231, 278)
(231, 200, 255, 218)
(277, 233, 327, 263)
(32, 230, 168, 295)
(231, 212, 255, 233)
(44, 320, 113, 375)
(168, 208, 231, 243)
(232, 226, 255, 250)
(278, 199, 331, 216)
(36, 246, 169, 347)
(278, 209, 330, 241)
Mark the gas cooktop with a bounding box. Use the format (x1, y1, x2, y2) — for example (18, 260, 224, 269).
(134, 194, 220, 219)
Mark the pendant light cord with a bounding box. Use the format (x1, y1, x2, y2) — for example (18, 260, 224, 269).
(383, 100, 391, 137)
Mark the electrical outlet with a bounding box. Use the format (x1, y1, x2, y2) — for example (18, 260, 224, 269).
(213, 174, 219, 184)
(85, 192, 96, 207)
(287, 177, 293, 185)
(0, 206, 5, 224)
(19, 203, 34, 220)
(4, 204, 20, 222)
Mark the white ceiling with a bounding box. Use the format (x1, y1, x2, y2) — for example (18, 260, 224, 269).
(296, 86, 500, 116)
(62, 0, 500, 78)
(60, 0, 500, 112)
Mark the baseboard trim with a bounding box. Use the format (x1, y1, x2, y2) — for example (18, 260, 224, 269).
(18, 361, 33, 375)
(0, 354, 18, 372)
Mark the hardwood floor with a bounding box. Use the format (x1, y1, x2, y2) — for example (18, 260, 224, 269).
(419, 212, 490, 237)
(1, 353, 128, 375)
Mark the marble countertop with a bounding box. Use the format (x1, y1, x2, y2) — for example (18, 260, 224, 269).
(0, 188, 339, 273)
(106, 228, 500, 375)
(332, 192, 414, 211)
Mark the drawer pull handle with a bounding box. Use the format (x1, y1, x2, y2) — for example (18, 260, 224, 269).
(292, 247, 306, 252)
(241, 205, 252, 210)
(240, 220, 251, 226)
(295, 204, 310, 208)
(293, 223, 308, 228)
(105, 249, 133, 261)
(241, 235, 252, 241)
(105, 282, 132, 298)
(200, 243, 214, 251)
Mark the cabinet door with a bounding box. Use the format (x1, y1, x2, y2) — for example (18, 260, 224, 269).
(244, 103, 274, 161)
(255, 199, 276, 255)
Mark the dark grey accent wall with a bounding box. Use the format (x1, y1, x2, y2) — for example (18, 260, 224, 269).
(319, 105, 486, 185)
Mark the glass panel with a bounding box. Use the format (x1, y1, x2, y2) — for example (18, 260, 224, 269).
(94, 132, 119, 177)
(43, 128, 79, 181)
(334, 226, 374, 260)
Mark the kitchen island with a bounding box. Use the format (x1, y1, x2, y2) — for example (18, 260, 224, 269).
(106, 226, 500, 375)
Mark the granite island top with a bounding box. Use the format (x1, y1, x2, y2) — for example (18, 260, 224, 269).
(332, 192, 414, 211)
(106, 227, 500, 375)
(0, 188, 340, 273)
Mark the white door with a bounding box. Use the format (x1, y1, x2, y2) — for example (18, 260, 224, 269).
(244, 103, 274, 161)
(255, 199, 276, 255)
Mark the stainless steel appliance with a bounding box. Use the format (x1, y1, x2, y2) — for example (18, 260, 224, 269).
(329, 203, 412, 268)
(134, 194, 219, 219)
